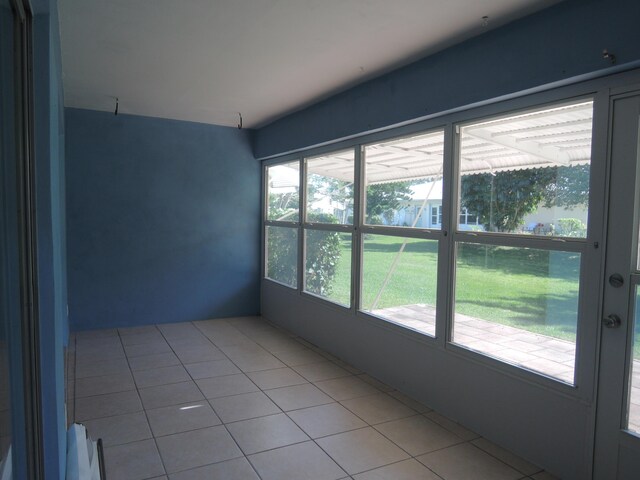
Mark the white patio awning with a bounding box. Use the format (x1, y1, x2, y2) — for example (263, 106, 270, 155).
(304, 100, 593, 184)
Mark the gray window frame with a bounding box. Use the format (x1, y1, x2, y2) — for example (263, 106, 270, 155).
(260, 69, 636, 399)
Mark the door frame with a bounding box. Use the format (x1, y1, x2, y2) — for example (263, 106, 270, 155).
(593, 85, 640, 479)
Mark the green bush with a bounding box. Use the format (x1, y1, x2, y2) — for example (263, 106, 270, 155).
(368, 214, 383, 225)
(266, 226, 298, 287)
(556, 218, 586, 237)
(304, 213, 342, 296)
(266, 212, 342, 296)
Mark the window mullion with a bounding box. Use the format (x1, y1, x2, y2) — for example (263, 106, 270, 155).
(438, 123, 456, 345)
(353, 145, 364, 312)
(453, 231, 587, 253)
(299, 158, 307, 294)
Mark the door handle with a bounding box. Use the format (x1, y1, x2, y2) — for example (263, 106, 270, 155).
(602, 314, 622, 328)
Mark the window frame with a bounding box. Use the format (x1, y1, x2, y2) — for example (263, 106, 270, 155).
(301, 149, 358, 308)
(261, 83, 610, 397)
(263, 162, 302, 290)
(358, 128, 447, 336)
(448, 95, 598, 386)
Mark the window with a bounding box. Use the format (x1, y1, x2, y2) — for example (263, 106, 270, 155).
(265, 226, 298, 288)
(361, 235, 438, 336)
(627, 289, 640, 433)
(431, 206, 442, 226)
(459, 207, 478, 227)
(263, 98, 595, 384)
(306, 150, 354, 225)
(267, 161, 300, 222)
(264, 163, 299, 288)
(364, 130, 444, 229)
(452, 99, 594, 383)
(304, 150, 355, 306)
(361, 130, 444, 335)
(458, 100, 592, 237)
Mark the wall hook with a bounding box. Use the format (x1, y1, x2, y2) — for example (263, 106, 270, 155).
(603, 49, 616, 65)
(237, 112, 243, 129)
(114, 97, 119, 115)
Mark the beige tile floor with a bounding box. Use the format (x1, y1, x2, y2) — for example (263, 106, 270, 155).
(68, 316, 561, 480)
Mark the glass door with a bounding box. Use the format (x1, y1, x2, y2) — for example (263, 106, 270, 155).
(594, 91, 640, 479)
(1, 1, 21, 477)
(1, 0, 41, 478)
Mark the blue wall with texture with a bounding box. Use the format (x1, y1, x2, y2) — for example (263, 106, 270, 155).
(254, 0, 640, 158)
(66, 109, 260, 330)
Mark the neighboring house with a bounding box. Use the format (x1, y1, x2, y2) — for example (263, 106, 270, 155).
(380, 179, 588, 234)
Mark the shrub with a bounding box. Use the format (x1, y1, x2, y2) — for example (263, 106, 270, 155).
(266, 212, 342, 296)
(556, 218, 586, 237)
(304, 213, 342, 296)
(266, 227, 297, 287)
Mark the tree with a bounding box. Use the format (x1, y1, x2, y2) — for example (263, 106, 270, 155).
(542, 164, 590, 208)
(366, 181, 417, 224)
(268, 191, 299, 221)
(460, 165, 589, 232)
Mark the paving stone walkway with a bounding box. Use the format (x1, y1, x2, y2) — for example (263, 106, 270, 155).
(374, 303, 640, 432)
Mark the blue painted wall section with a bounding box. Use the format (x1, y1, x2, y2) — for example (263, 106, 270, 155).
(66, 109, 261, 331)
(33, 0, 68, 477)
(254, 0, 640, 158)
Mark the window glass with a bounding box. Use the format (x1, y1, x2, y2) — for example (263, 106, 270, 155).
(306, 150, 354, 225)
(627, 288, 640, 433)
(452, 243, 580, 383)
(304, 230, 352, 306)
(431, 206, 442, 227)
(459, 101, 593, 237)
(361, 235, 438, 336)
(1, 0, 16, 472)
(267, 162, 299, 222)
(265, 226, 298, 288)
(364, 131, 444, 228)
(459, 208, 479, 228)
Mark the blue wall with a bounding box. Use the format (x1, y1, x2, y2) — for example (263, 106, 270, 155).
(32, 0, 68, 477)
(66, 109, 261, 331)
(254, 0, 640, 158)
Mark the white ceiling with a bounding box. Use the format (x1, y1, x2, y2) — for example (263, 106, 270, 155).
(58, 0, 561, 129)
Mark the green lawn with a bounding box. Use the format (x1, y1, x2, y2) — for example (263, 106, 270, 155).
(321, 234, 640, 358)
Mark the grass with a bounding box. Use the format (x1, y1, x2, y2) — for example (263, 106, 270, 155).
(327, 236, 640, 353)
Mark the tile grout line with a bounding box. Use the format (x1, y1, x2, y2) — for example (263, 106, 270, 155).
(188, 320, 462, 478)
(118, 325, 169, 480)
(160, 321, 266, 480)
(77, 318, 549, 479)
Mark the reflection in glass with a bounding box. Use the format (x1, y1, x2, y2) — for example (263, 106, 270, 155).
(1, 0, 14, 473)
(627, 289, 640, 433)
(364, 131, 444, 229)
(265, 226, 298, 288)
(459, 101, 593, 237)
(305, 230, 351, 306)
(267, 162, 300, 222)
(306, 150, 354, 225)
(361, 235, 438, 336)
(452, 243, 580, 383)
